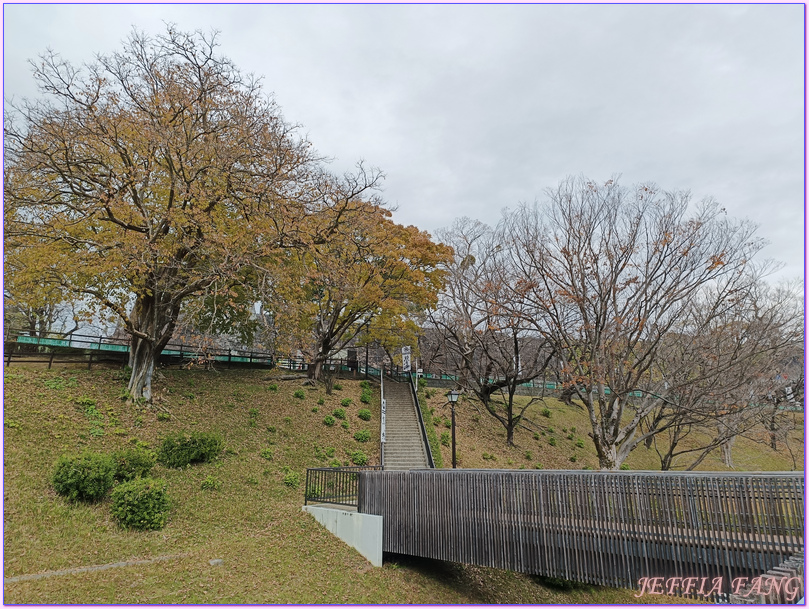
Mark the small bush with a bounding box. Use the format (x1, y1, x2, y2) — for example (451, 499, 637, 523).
(341, 420, 350, 430)
(354, 429, 371, 442)
(350, 450, 368, 466)
(156, 431, 223, 468)
(443, 419, 451, 428)
(248, 408, 259, 418)
(317, 397, 325, 405)
(425, 388, 437, 399)
(328, 459, 342, 468)
(535, 463, 543, 469)
(360, 388, 372, 404)
(549, 437, 557, 447)
(323, 415, 335, 427)
(267, 383, 278, 391)
(357, 409, 372, 421)
(332, 408, 346, 420)
(112, 447, 156, 482)
(260, 448, 274, 461)
(482, 452, 496, 461)
(201, 475, 222, 491)
(570, 426, 577, 433)
(541, 408, 551, 418)
(533, 433, 540, 441)
(620, 463, 630, 470)
(311, 407, 319, 413)
(52, 452, 116, 501)
(282, 470, 300, 488)
(524, 451, 533, 461)
(582, 465, 593, 470)
(569, 454, 578, 462)
(575, 438, 585, 448)
(267, 426, 276, 433)
(333, 383, 343, 391)
(325, 447, 336, 457)
(156, 412, 171, 422)
(440, 431, 451, 447)
(548, 427, 555, 434)
(293, 389, 305, 399)
(340, 398, 352, 408)
(360, 380, 371, 389)
(110, 477, 169, 530)
(562, 427, 568, 433)
(567, 433, 574, 440)
(417, 377, 427, 389)
(283, 416, 292, 424)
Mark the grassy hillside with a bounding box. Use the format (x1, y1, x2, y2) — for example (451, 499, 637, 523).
(2, 366, 780, 603)
(418, 387, 803, 472)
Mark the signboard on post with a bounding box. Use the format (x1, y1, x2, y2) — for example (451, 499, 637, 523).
(402, 346, 411, 373)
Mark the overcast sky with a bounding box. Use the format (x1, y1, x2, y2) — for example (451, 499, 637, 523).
(3, 3, 804, 281)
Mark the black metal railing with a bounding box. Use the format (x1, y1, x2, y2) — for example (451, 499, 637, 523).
(408, 372, 435, 469)
(304, 466, 383, 508)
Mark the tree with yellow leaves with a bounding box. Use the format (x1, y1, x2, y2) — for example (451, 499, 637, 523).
(4, 27, 381, 401)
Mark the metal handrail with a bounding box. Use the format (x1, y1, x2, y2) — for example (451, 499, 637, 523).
(407, 372, 435, 469)
(304, 466, 383, 508)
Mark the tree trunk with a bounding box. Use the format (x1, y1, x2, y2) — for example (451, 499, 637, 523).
(126, 292, 176, 403)
(720, 436, 735, 468)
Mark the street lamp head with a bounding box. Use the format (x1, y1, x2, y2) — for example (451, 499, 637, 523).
(447, 390, 461, 403)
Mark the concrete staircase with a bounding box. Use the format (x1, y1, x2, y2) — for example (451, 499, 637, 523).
(383, 380, 432, 471)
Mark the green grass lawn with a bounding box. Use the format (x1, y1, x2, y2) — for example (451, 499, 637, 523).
(2, 366, 735, 603)
(418, 389, 803, 473)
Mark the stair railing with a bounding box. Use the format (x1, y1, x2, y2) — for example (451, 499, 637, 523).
(407, 372, 435, 469)
(380, 371, 386, 469)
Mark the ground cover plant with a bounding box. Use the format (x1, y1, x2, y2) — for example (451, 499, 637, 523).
(4, 366, 780, 603)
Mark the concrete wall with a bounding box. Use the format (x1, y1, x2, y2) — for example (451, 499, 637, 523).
(302, 505, 383, 567)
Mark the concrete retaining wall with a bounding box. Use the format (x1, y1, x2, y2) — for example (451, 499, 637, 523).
(302, 505, 383, 567)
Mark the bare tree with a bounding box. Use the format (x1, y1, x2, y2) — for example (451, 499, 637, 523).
(430, 218, 554, 446)
(504, 176, 769, 469)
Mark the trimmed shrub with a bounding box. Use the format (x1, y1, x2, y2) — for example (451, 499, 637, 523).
(110, 477, 170, 530)
(360, 380, 371, 389)
(332, 383, 343, 391)
(323, 415, 335, 427)
(575, 438, 585, 448)
(620, 463, 630, 470)
(549, 437, 557, 447)
(260, 448, 274, 461)
(267, 383, 278, 391)
(52, 452, 116, 501)
(156, 431, 223, 468)
(332, 408, 346, 420)
(293, 389, 305, 399)
(317, 397, 325, 405)
(340, 398, 352, 408)
(357, 409, 372, 421)
(360, 388, 372, 404)
(541, 408, 551, 418)
(112, 447, 156, 482)
(283, 472, 299, 488)
(341, 420, 350, 430)
(328, 459, 342, 468)
(353, 429, 371, 443)
(440, 431, 450, 447)
(417, 377, 427, 389)
(350, 450, 368, 466)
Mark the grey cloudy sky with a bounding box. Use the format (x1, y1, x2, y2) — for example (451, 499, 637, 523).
(3, 3, 804, 280)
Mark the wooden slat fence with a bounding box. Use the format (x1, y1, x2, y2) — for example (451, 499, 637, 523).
(358, 469, 804, 598)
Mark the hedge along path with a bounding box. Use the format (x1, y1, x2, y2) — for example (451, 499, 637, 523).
(4, 553, 187, 585)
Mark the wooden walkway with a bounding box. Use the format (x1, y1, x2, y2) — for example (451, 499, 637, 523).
(357, 469, 804, 597)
